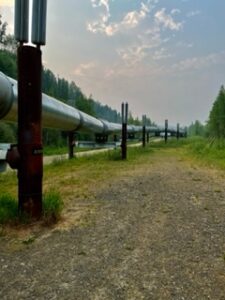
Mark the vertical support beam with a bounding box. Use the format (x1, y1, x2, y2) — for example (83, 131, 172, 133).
(68, 131, 75, 159)
(142, 115, 146, 147)
(165, 119, 168, 144)
(177, 123, 180, 140)
(17, 45, 43, 218)
(121, 102, 128, 160)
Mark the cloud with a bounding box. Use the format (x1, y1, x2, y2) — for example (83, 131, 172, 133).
(186, 10, 201, 18)
(73, 62, 96, 77)
(155, 8, 183, 31)
(171, 9, 181, 15)
(171, 51, 225, 72)
(121, 3, 149, 29)
(87, 1, 153, 36)
(117, 44, 149, 66)
(153, 48, 172, 60)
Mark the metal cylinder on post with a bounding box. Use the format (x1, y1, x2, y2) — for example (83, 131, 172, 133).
(17, 45, 43, 218)
(14, 0, 29, 44)
(165, 119, 168, 144)
(32, 0, 47, 46)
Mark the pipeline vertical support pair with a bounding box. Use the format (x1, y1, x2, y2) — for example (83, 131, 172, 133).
(142, 115, 146, 147)
(165, 119, 168, 144)
(121, 102, 128, 160)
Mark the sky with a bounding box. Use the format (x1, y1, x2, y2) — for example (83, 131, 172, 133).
(1, 0, 225, 126)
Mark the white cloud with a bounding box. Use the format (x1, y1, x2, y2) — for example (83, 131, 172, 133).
(171, 51, 225, 72)
(153, 48, 172, 60)
(121, 3, 149, 29)
(73, 62, 96, 77)
(176, 41, 193, 48)
(171, 9, 181, 15)
(87, 1, 153, 36)
(186, 10, 201, 18)
(117, 44, 149, 66)
(155, 8, 183, 31)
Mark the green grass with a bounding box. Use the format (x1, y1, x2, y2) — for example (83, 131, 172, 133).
(43, 146, 94, 156)
(152, 136, 225, 170)
(43, 190, 63, 223)
(185, 137, 225, 169)
(0, 194, 18, 224)
(0, 190, 63, 225)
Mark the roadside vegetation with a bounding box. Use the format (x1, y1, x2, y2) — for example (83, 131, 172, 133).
(0, 190, 63, 225)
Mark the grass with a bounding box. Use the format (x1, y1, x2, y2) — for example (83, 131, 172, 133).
(43, 190, 63, 223)
(150, 136, 225, 170)
(0, 190, 63, 225)
(43, 145, 93, 156)
(0, 194, 18, 224)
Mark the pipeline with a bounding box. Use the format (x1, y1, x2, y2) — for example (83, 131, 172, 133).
(0, 71, 184, 135)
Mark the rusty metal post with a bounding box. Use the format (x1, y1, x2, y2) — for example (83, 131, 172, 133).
(142, 115, 146, 148)
(121, 102, 128, 160)
(68, 131, 75, 159)
(17, 45, 43, 218)
(165, 119, 168, 144)
(177, 123, 180, 140)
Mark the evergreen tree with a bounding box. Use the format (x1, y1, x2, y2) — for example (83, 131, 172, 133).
(0, 15, 7, 45)
(208, 86, 225, 138)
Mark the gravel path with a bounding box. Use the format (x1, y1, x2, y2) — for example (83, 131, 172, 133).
(1, 150, 225, 299)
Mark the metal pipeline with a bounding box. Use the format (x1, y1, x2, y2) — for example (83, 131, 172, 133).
(0, 72, 184, 135)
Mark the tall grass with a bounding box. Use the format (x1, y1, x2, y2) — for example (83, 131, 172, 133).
(0, 194, 18, 224)
(43, 190, 63, 223)
(0, 190, 63, 225)
(186, 137, 225, 168)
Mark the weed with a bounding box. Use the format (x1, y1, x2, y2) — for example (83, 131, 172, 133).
(22, 235, 36, 245)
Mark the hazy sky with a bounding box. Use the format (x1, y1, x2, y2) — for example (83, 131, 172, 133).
(1, 0, 225, 126)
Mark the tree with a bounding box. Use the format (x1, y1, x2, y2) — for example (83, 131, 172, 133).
(208, 86, 225, 138)
(188, 120, 205, 136)
(0, 50, 17, 78)
(0, 15, 7, 45)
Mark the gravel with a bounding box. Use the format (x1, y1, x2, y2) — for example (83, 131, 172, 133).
(1, 150, 225, 299)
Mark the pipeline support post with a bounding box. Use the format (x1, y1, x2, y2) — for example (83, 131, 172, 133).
(142, 115, 146, 147)
(68, 131, 75, 159)
(14, 0, 47, 218)
(165, 119, 168, 144)
(121, 102, 128, 160)
(177, 123, 180, 140)
(17, 45, 43, 218)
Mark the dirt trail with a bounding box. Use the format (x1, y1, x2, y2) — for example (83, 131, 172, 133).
(1, 149, 225, 299)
